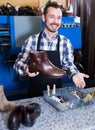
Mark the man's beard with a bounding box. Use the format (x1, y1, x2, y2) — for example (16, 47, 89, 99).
(45, 23, 58, 33)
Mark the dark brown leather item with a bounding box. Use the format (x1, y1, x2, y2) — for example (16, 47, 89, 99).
(21, 107, 35, 127)
(28, 103, 41, 119)
(7, 105, 24, 130)
(8, 103, 41, 129)
(22, 103, 41, 127)
(29, 51, 66, 78)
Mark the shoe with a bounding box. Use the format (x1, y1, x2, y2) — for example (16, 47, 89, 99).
(0, 84, 16, 112)
(29, 51, 66, 78)
(21, 106, 35, 127)
(28, 103, 41, 119)
(7, 105, 24, 130)
(22, 103, 41, 127)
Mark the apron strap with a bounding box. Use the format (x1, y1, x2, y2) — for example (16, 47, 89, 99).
(37, 31, 43, 51)
(57, 34, 60, 51)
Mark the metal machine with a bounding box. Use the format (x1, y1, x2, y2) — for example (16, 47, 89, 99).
(0, 16, 81, 99)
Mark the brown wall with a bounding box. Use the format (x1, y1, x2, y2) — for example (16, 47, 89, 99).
(0, 0, 68, 8)
(0, 0, 39, 7)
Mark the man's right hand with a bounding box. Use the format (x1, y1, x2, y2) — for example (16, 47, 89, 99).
(25, 66, 39, 77)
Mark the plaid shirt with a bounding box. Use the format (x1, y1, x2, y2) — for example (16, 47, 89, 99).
(14, 31, 79, 78)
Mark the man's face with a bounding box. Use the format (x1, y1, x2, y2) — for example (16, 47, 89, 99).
(43, 7, 62, 33)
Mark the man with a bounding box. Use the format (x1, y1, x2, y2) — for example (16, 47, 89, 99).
(14, 2, 89, 97)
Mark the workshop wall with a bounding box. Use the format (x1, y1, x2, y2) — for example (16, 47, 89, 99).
(0, 0, 68, 8)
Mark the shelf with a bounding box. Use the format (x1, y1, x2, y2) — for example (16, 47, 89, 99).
(0, 34, 10, 37)
(0, 27, 10, 31)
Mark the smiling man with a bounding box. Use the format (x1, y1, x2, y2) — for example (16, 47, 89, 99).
(14, 2, 89, 97)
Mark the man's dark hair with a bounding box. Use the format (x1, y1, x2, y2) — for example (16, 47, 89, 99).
(43, 1, 61, 15)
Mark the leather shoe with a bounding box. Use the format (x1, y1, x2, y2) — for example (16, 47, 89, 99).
(21, 106, 35, 127)
(22, 103, 41, 127)
(29, 51, 66, 78)
(28, 102, 41, 119)
(7, 105, 24, 130)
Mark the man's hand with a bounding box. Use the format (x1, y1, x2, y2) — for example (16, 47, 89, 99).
(26, 66, 39, 77)
(72, 73, 89, 88)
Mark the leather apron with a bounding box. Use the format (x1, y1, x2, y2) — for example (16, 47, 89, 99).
(28, 32, 62, 97)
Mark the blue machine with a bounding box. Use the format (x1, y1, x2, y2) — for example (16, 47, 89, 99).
(0, 16, 28, 99)
(0, 16, 42, 99)
(58, 16, 82, 83)
(0, 16, 82, 99)
(59, 16, 81, 49)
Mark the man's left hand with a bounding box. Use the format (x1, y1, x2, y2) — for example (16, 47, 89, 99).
(72, 73, 89, 88)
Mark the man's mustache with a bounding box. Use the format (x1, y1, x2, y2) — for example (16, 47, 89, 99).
(50, 23, 59, 26)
